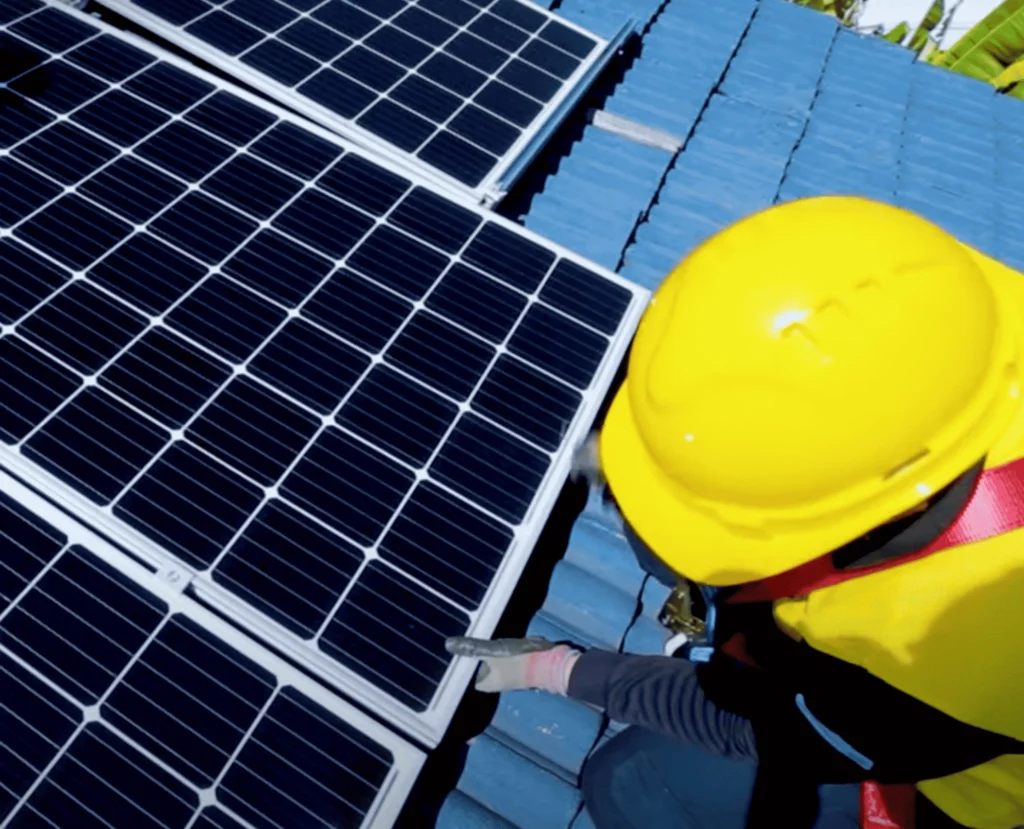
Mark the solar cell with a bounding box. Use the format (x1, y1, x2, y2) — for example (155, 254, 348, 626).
(0, 2, 646, 745)
(0, 468, 423, 828)
(96, 0, 630, 201)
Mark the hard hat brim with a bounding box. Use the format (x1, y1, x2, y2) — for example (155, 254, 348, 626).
(600, 246, 1024, 587)
(600, 384, 938, 586)
(600, 385, 817, 586)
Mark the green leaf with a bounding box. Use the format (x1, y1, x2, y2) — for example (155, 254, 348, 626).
(992, 55, 1024, 86)
(919, 38, 941, 60)
(904, 0, 943, 55)
(793, 0, 854, 19)
(834, 0, 857, 21)
(936, 0, 1024, 80)
(883, 21, 910, 43)
(908, 26, 932, 53)
(920, 0, 945, 30)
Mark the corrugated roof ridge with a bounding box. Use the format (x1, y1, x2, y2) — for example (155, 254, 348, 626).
(523, 0, 760, 274)
(437, 491, 654, 828)
(435, 4, 1024, 827)
(606, 0, 765, 271)
(618, 0, 837, 287)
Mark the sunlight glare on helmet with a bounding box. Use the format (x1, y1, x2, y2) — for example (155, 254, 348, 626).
(772, 308, 810, 335)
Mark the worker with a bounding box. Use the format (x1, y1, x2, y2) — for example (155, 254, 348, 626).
(447, 196, 1024, 829)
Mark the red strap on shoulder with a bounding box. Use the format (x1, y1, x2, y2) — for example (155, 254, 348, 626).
(717, 458, 1024, 829)
(722, 460, 1024, 829)
(729, 455, 1024, 605)
(862, 782, 916, 829)
(718, 633, 756, 666)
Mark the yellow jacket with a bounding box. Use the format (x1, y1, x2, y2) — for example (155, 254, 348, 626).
(775, 267, 1024, 829)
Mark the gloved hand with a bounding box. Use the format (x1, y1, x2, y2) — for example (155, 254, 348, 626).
(569, 432, 603, 487)
(445, 636, 582, 695)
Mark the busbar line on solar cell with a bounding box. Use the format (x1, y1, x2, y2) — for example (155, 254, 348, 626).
(0, 467, 424, 829)
(96, 0, 634, 203)
(0, 1, 648, 747)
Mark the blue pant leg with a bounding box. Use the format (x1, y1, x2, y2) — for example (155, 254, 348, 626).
(581, 726, 860, 829)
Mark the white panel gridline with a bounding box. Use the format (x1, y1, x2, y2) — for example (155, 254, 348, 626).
(0, 1, 650, 748)
(0, 467, 424, 829)
(97, 0, 637, 204)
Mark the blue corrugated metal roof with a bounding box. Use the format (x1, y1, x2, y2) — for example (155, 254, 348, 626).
(435, 0, 1014, 825)
(437, 491, 645, 828)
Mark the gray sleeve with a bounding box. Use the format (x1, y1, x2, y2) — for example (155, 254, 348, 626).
(566, 649, 758, 761)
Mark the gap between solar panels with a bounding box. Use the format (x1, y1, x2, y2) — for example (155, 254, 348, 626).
(92, 0, 638, 206)
(0, 0, 649, 749)
(0, 467, 423, 829)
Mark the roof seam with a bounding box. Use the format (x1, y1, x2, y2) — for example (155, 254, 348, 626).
(773, 24, 842, 201)
(614, 0, 764, 273)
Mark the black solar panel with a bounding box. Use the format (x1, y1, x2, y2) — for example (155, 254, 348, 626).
(0, 474, 422, 828)
(98, 0, 611, 195)
(0, 2, 643, 741)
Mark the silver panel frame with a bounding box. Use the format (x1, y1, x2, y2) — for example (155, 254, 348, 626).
(0, 467, 426, 829)
(96, 0, 639, 205)
(0, 2, 651, 748)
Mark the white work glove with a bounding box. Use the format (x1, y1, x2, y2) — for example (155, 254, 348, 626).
(445, 636, 582, 695)
(569, 433, 604, 488)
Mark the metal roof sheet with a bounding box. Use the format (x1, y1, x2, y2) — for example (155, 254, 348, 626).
(436, 0, 1011, 824)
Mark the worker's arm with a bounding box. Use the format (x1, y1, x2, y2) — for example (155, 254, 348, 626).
(446, 635, 823, 829)
(567, 648, 759, 759)
(447, 635, 759, 764)
(567, 648, 824, 829)
(448, 632, 1019, 786)
(569, 640, 1020, 787)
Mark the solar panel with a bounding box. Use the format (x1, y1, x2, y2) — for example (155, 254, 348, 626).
(0, 467, 423, 829)
(0, 1, 648, 746)
(95, 0, 633, 202)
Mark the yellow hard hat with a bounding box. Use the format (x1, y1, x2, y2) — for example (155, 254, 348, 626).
(599, 195, 1023, 586)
